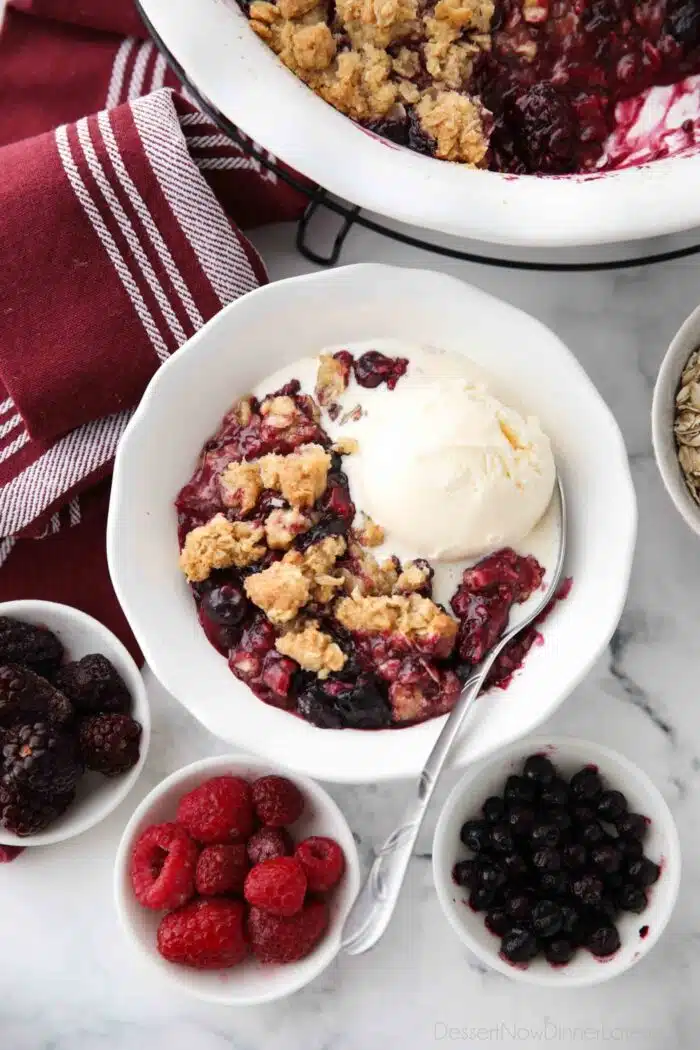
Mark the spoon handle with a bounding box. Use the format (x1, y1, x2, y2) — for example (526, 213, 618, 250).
(341, 664, 490, 956)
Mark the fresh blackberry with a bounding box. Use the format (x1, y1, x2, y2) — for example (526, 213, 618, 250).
(0, 782, 75, 836)
(0, 665, 73, 729)
(2, 722, 81, 796)
(0, 617, 64, 678)
(54, 654, 132, 717)
(78, 714, 142, 776)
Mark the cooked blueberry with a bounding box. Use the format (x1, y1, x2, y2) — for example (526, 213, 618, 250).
(540, 777, 570, 807)
(531, 822, 560, 848)
(539, 870, 571, 897)
(591, 843, 622, 874)
(572, 873, 604, 906)
(501, 926, 539, 964)
(585, 923, 621, 957)
(482, 796, 506, 824)
(617, 883, 648, 914)
(619, 837, 644, 861)
(523, 754, 556, 785)
(508, 804, 536, 837)
(531, 900, 563, 938)
(460, 820, 490, 853)
(559, 904, 580, 936)
(533, 847, 561, 872)
(627, 858, 660, 888)
(453, 859, 478, 888)
(572, 805, 596, 827)
(504, 775, 537, 805)
(570, 767, 603, 802)
(546, 808, 573, 834)
(505, 891, 534, 922)
(469, 885, 497, 911)
(502, 852, 529, 881)
(200, 582, 248, 626)
(616, 813, 648, 840)
(485, 908, 511, 937)
(563, 843, 587, 870)
(597, 789, 627, 822)
(544, 938, 576, 965)
(477, 860, 507, 891)
(490, 823, 515, 854)
(579, 822, 606, 848)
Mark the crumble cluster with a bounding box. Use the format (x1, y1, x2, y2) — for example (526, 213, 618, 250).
(247, 0, 493, 165)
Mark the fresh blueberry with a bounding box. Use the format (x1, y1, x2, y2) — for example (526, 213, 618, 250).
(482, 796, 506, 824)
(485, 908, 511, 937)
(579, 822, 606, 848)
(591, 843, 623, 874)
(597, 789, 627, 823)
(523, 754, 556, 785)
(490, 823, 515, 854)
(502, 852, 529, 881)
(585, 923, 621, 957)
(616, 813, 648, 840)
(540, 777, 570, 807)
(531, 822, 560, 848)
(505, 890, 534, 922)
(533, 847, 561, 873)
(544, 938, 576, 965)
(460, 820, 490, 853)
(469, 885, 497, 911)
(562, 843, 587, 870)
(539, 870, 571, 897)
(627, 858, 660, 888)
(501, 927, 539, 964)
(572, 873, 604, 906)
(531, 899, 564, 938)
(570, 767, 603, 803)
(504, 775, 537, 806)
(508, 804, 536, 837)
(453, 859, 477, 888)
(616, 883, 648, 914)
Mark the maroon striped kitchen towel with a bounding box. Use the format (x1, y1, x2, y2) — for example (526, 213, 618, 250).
(0, 1, 309, 659)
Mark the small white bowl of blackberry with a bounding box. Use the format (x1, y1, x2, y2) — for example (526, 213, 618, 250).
(0, 601, 149, 851)
(433, 737, 681, 986)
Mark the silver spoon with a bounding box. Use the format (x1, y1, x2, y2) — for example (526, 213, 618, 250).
(341, 475, 567, 956)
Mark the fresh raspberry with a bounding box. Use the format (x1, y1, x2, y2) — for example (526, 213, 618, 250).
(247, 899, 329, 963)
(0, 845, 24, 862)
(130, 822, 198, 910)
(157, 897, 248, 969)
(295, 836, 346, 892)
(195, 844, 249, 896)
(244, 856, 307, 916)
(247, 826, 293, 866)
(176, 776, 254, 844)
(78, 713, 142, 776)
(251, 775, 304, 827)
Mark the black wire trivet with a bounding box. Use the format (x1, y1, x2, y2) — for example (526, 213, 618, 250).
(138, 0, 700, 273)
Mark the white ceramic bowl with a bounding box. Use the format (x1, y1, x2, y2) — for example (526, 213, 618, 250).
(433, 735, 681, 987)
(0, 600, 150, 847)
(114, 754, 360, 1004)
(108, 263, 636, 784)
(137, 0, 700, 248)
(651, 301, 700, 537)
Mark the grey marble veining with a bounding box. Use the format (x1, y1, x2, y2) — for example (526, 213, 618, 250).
(3, 223, 700, 1048)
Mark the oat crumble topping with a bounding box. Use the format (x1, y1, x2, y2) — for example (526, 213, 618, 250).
(219, 460, 263, 515)
(264, 507, 311, 549)
(333, 436, 359, 455)
(258, 443, 331, 509)
(316, 354, 350, 408)
(179, 515, 265, 582)
(395, 560, 431, 593)
(244, 561, 310, 624)
(343, 542, 399, 595)
(355, 515, 385, 548)
(275, 620, 346, 676)
(416, 90, 489, 164)
(335, 591, 458, 650)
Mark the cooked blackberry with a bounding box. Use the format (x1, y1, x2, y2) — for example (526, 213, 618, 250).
(570, 767, 603, 802)
(544, 938, 576, 965)
(523, 754, 556, 785)
(531, 899, 563, 938)
(460, 820, 490, 853)
(78, 714, 142, 776)
(0, 782, 75, 836)
(296, 673, 391, 730)
(0, 618, 64, 678)
(596, 789, 627, 822)
(2, 722, 81, 796)
(627, 858, 660, 888)
(482, 796, 506, 824)
(616, 883, 648, 914)
(54, 654, 132, 717)
(501, 927, 539, 964)
(0, 666, 73, 729)
(453, 859, 478, 888)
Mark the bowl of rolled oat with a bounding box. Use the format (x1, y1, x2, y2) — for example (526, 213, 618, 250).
(652, 304, 700, 538)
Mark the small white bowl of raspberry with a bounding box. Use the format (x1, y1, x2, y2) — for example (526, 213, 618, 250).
(114, 754, 360, 1004)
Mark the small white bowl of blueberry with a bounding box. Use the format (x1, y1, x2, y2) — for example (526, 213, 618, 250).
(433, 736, 681, 986)
(0, 600, 149, 850)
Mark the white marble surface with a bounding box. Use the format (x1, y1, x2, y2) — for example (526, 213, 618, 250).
(4, 221, 700, 1049)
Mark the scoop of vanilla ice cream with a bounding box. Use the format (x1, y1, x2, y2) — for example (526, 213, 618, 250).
(351, 377, 555, 561)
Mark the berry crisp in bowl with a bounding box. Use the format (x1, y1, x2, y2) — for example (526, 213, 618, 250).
(108, 263, 636, 783)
